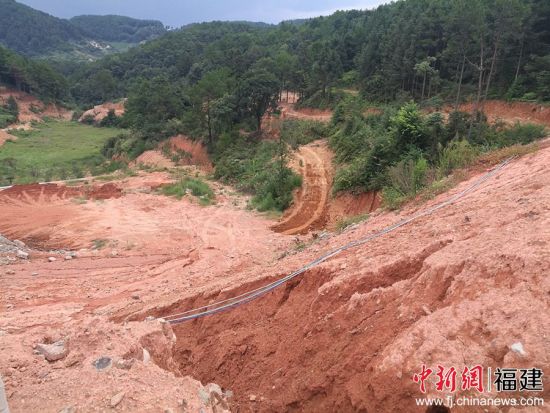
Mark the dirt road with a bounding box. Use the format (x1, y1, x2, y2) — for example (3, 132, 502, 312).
(279, 101, 332, 122)
(272, 140, 333, 235)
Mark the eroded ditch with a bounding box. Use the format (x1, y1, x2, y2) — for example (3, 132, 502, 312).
(136, 242, 456, 412)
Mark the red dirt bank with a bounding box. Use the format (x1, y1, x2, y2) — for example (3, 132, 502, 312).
(1, 131, 549, 411)
(168, 144, 550, 412)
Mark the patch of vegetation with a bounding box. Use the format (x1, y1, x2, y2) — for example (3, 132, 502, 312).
(161, 144, 191, 164)
(280, 119, 329, 149)
(335, 213, 370, 232)
(101, 132, 148, 160)
(0, 120, 125, 185)
(161, 176, 215, 205)
(92, 239, 108, 250)
(0, 96, 18, 128)
(213, 134, 301, 212)
(328, 98, 547, 211)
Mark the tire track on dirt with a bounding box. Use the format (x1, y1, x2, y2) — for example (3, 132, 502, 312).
(272, 140, 333, 235)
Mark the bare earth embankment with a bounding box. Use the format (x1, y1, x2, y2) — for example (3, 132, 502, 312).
(1, 97, 549, 411)
(1, 138, 549, 411)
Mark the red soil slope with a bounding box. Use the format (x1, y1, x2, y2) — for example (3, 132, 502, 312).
(168, 144, 550, 412)
(0, 87, 71, 125)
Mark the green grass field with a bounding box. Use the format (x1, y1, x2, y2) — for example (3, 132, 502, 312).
(0, 120, 125, 185)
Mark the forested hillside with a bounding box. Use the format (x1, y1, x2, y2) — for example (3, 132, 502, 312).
(72, 0, 550, 107)
(70, 15, 166, 43)
(2, 0, 549, 207)
(67, 0, 549, 209)
(0, 0, 84, 56)
(0, 0, 166, 58)
(0, 45, 68, 101)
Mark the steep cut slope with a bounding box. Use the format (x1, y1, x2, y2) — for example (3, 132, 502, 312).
(165, 144, 550, 412)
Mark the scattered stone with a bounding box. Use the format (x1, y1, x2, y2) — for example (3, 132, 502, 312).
(249, 394, 257, 402)
(48, 257, 57, 262)
(422, 305, 432, 315)
(110, 391, 125, 408)
(510, 342, 527, 356)
(58, 406, 76, 413)
(205, 383, 223, 398)
(197, 387, 210, 405)
(145, 316, 156, 321)
(115, 358, 134, 370)
(142, 348, 150, 364)
(164, 409, 175, 413)
(16, 250, 29, 260)
(111, 250, 118, 257)
(35, 341, 68, 362)
(31, 272, 38, 277)
(131, 294, 140, 300)
(93, 356, 112, 370)
(320, 231, 329, 238)
(5, 270, 15, 275)
(13, 240, 26, 249)
(64, 255, 73, 261)
(224, 390, 234, 399)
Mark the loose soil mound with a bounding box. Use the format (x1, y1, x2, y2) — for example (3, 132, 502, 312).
(165, 135, 213, 172)
(133, 150, 174, 169)
(0, 129, 16, 147)
(447, 100, 550, 127)
(79, 100, 126, 123)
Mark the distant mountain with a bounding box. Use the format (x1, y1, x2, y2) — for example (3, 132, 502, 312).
(0, 0, 166, 59)
(70, 15, 166, 43)
(0, 0, 85, 56)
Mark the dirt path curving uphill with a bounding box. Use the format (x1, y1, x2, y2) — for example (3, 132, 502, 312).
(272, 140, 333, 235)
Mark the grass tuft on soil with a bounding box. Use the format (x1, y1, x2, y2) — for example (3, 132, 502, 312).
(161, 176, 215, 205)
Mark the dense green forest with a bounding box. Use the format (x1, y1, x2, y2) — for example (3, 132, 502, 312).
(0, 0, 84, 56)
(1, 0, 549, 210)
(66, 0, 550, 208)
(0, 45, 68, 101)
(70, 15, 166, 43)
(0, 0, 166, 58)
(70, 0, 550, 107)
